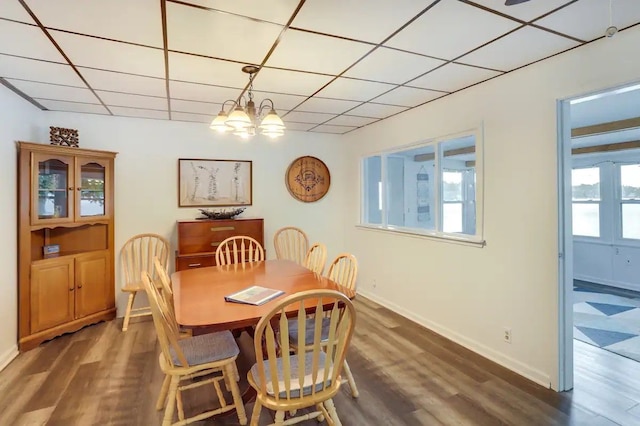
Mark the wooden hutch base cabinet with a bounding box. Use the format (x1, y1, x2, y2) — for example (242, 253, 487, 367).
(17, 141, 117, 351)
(175, 218, 264, 271)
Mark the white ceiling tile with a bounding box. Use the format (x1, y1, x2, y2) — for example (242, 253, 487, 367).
(294, 97, 361, 114)
(311, 124, 356, 134)
(37, 99, 109, 114)
(385, 1, 520, 60)
(172, 111, 211, 123)
(283, 122, 316, 131)
(24, 0, 163, 47)
(169, 52, 248, 87)
(536, 0, 640, 42)
(79, 67, 167, 97)
(292, 0, 428, 44)
(324, 115, 378, 127)
(0, 20, 65, 62)
(284, 111, 336, 124)
(171, 99, 218, 115)
(96, 90, 167, 110)
(0, 54, 84, 86)
(372, 86, 443, 107)
(167, 2, 282, 64)
(248, 91, 306, 112)
(347, 102, 407, 119)
(343, 47, 445, 84)
(458, 26, 579, 71)
(110, 106, 169, 120)
(8, 79, 98, 103)
(50, 30, 166, 77)
(470, 0, 575, 22)
(315, 77, 396, 102)
(252, 67, 334, 97)
(177, 0, 300, 25)
(0, 1, 35, 23)
(265, 29, 372, 75)
(408, 63, 502, 92)
(170, 80, 242, 103)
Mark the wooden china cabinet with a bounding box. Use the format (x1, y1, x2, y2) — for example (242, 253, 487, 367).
(17, 141, 117, 351)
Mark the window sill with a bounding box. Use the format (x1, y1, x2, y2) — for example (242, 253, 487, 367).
(355, 224, 486, 248)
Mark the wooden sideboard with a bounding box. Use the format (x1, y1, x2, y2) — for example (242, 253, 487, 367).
(175, 218, 264, 271)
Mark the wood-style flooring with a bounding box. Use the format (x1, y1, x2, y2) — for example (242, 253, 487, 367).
(1, 296, 640, 425)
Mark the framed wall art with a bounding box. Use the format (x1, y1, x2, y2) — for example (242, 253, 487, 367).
(178, 158, 252, 207)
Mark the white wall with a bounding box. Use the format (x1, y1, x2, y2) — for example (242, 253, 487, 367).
(0, 85, 41, 369)
(30, 112, 347, 316)
(343, 26, 640, 390)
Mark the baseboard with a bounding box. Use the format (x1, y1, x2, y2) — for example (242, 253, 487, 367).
(574, 275, 640, 293)
(357, 290, 552, 389)
(0, 344, 19, 372)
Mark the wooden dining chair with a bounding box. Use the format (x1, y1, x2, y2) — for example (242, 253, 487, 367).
(120, 233, 170, 331)
(289, 252, 360, 398)
(248, 290, 356, 426)
(274, 226, 309, 265)
(304, 242, 327, 275)
(215, 236, 264, 265)
(141, 271, 247, 426)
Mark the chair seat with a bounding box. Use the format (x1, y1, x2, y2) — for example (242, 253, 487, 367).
(170, 331, 239, 367)
(288, 317, 331, 345)
(122, 280, 163, 293)
(249, 351, 333, 398)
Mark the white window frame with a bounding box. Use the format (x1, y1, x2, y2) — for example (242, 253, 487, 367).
(358, 127, 485, 246)
(572, 150, 640, 247)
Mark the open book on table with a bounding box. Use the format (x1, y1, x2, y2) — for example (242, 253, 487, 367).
(224, 285, 285, 306)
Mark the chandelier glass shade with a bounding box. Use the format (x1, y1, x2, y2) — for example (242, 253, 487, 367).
(209, 66, 285, 139)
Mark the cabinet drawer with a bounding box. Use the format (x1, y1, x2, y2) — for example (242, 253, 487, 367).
(177, 219, 264, 255)
(176, 254, 216, 271)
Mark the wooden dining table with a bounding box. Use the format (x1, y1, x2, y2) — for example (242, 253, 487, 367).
(171, 259, 355, 334)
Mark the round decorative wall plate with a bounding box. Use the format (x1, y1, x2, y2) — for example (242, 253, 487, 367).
(285, 156, 331, 202)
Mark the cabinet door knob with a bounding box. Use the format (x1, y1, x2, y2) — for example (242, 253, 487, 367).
(76, 187, 81, 191)
(69, 287, 74, 292)
(68, 187, 73, 191)
(77, 284, 83, 288)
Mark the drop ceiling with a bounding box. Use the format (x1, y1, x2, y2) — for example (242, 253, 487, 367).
(1, 0, 639, 135)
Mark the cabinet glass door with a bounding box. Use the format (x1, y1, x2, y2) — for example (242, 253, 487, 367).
(36, 157, 72, 221)
(78, 161, 106, 217)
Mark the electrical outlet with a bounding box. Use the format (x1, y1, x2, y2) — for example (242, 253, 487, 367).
(503, 327, 512, 343)
(372, 279, 377, 289)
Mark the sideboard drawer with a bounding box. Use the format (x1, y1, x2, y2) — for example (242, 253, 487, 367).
(176, 254, 216, 271)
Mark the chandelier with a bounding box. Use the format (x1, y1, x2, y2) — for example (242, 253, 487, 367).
(209, 65, 286, 139)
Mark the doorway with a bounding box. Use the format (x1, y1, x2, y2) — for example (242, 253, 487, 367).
(558, 81, 640, 391)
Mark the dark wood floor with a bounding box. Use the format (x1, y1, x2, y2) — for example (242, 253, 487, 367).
(2, 296, 639, 425)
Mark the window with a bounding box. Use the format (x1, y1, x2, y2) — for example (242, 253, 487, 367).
(620, 164, 640, 239)
(360, 129, 482, 243)
(571, 167, 600, 237)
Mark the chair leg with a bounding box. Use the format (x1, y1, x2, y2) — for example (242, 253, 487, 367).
(156, 374, 170, 410)
(342, 359, 359, 398)
(163, 375, 179, 426)
(122, 291, 137, 331)
(176, 388, 185, 421)
(250, 399, 262, 426)
(226, 364, 247, 425)
(325, 398, 342, 426)
(274, 410, 285, 425)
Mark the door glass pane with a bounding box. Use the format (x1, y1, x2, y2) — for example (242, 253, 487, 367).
(386, 157, 405, 227)
(37, 159, 69, 219)
(572, 203, 599, 237)
(622, 204, 640, 239)
(80, 162, 105, 217)
(443, 170, 463, 201)
(363, 156, 382, 225)
(621, 164, 640, 200)
(443, 203, 463, 233)
(572, 168, 600, 200)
